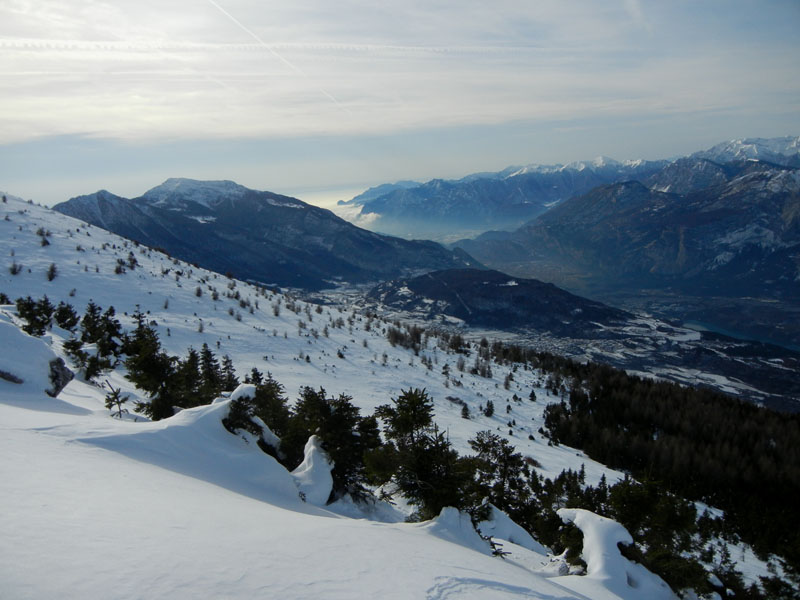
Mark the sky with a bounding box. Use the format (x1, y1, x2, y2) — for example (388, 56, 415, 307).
(1, 0, 799, 207)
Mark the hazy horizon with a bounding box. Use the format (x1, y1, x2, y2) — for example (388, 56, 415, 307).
(1, 1, 798, 207)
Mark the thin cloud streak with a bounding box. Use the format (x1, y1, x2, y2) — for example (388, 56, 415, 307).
(0, 0, 798, 206)
(3, 1, 796, 144)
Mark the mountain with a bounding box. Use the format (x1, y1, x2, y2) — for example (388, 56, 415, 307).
(337, 180, 421, 206)
(460, 164, 800, 295)
(0, 191, 688, 600)
(342, 137, 800, 243)
(368, 268, 629, 333)
(364, 268, 800, 409)
(54, 178, 479, 290)
(641, 157, 784, 195)
(344, 159, 667, 241)
(691, 135, 800, 167)
(455, 161, 800, 346)
(2, 189, 797, 598)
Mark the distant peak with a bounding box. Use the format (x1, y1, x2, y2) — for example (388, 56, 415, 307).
(66, 188, 127, 204)
(591, 155, 621, 168)
(142, 178, 251, 209)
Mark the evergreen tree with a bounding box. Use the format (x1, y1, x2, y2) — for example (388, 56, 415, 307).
(245, 367, 263, 385)
(104, 381, 129, 418)
(15, 295, 54, 336)
(95, 306, 122, 361)
(80, 301, 103, 343)
(375, 388, 476, 519)
(123, 312, 176, 420)
(221, 354, 239, 391)
(173, 347, 202, 408)
(250, 372, 290, 436)
(375, 388, 434, 447)
(63, 336, 89, 372)
(53, 301, 79, 331)
(282, 387, 381, 502)
(198, 343, 222, 402)
(469, 431, 529, 519)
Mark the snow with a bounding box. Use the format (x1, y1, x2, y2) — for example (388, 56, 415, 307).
(229, 383, 257, 402)
(421, 507, 493, 555)
(82, 400, 309, 511)
(187, 215, 217, 224)
(0, 193, 767, 598)
(694, 136, 800, 164)
(477, 504, 549, 555)
(0, 366, 597, 600)
(0, 311, 65, 402)
(557, 508, 676, 600)
(142, 178, 248, 209)
(291, 435, 334, 506)
(266, 197, 305, 209)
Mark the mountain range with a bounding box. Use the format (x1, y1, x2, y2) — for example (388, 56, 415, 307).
(2, 154, 799, 599)
(341, 136, 800, 242)
(454, 159, 800, 346)
(53, 178, 479, 291)
(341, 158, 667, 241)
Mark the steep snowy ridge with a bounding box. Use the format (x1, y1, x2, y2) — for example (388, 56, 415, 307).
(0, 194, 702, 599)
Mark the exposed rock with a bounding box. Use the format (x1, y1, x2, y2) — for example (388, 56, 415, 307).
(47, 358, 74, 397)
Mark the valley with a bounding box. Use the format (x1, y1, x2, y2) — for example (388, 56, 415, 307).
(2, 135, 799, 600)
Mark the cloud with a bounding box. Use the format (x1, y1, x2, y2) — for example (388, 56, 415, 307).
(622, 0, 651, 32)
(0, 1, 797, 145)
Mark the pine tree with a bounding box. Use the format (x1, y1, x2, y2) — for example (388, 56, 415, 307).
(174, 347, 202, 408)
(250, 372, 290, 436)
(123, 313, 176, 420)
(375, 388, 434, 447)
(53, 301, 79, 331)
(95, 306, 122, 361)
(375, 388, 476, 519)
(221, 354, 239, 391)
(63, 336, 89, 371)
(282, 387, 381, 502)
(80, 301, 103, 343)
(244, 367, 263, 385)
(104, 380, 129, 418)
(198, 343, 222, 402)
(15, 295, 54, 336)
(469, 430, 529, 519)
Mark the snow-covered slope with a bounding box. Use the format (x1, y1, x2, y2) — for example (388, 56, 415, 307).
(0, 193, 696, 599)
(2, 193, 780, 598)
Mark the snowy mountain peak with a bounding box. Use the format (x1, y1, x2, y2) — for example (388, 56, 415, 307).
(591, 155, 622, 168)
(693, 136, 800, 166)
(142, 178, 250, 209)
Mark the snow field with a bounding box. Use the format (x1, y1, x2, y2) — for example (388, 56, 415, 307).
(1, 193, 745, 598)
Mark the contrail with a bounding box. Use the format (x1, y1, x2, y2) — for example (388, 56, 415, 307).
(205, 0, 351, 114)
